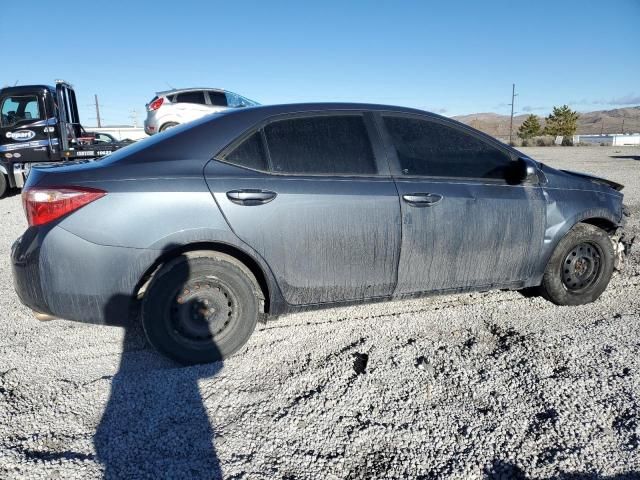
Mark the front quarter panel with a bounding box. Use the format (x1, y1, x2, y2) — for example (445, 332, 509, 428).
(536, 167, 623, 279)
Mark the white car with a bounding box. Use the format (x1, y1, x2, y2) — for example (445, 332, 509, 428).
(144, 88, 259, 135)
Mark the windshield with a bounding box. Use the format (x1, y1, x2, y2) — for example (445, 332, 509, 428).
(225, 91, 260, 108)
(1, 95, 43, 128)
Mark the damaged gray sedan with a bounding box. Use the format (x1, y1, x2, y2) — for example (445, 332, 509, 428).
(12, 103, 624, 364)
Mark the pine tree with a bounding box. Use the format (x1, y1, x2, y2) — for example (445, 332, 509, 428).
(517, 114, 542, 139)
(543, 105, 580, 136)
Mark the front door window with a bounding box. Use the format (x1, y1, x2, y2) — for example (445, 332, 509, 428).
(1, 95, 43, 128)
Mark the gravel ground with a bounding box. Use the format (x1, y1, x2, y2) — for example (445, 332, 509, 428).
(0, 146, 639, 479)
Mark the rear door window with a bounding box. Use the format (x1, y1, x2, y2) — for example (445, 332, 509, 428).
(264, 115, 377, 175)
(222, 131, 268, 171)
(175, 91, 207, 104)
(208, 91, 228, 107)
(383, 116, 512, 179)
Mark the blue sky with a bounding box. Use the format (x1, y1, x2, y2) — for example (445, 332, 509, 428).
(2, 0, 638, 126)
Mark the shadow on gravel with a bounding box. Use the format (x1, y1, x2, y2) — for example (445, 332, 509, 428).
(94, 250, 223, 479)
(485, 460, 640, 479)
(609, 155, 640, 161)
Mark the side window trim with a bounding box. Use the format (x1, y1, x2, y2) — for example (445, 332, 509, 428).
(373, 111, 518, 183)
(259, 128, 274, 172)
(216, 111, 392, 178)
(264, 111, 386, 178)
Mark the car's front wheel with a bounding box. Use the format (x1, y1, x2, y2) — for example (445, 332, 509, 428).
(540, 223, 615, 305)
(142, 252, 262, 364)
(0, 174, 7, 198)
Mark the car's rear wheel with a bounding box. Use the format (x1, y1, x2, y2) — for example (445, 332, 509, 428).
(142, 252, 261, 364)
(160, 122, 179, 132)
(0, 174, 7, 198)
(540, 223, 614, 305)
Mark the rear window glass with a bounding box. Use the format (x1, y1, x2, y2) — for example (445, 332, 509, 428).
(264, 115, 377, 175)
(175, 91, 206, 104)
(226, 92, 260, 108)
(223, 132, 268, 171)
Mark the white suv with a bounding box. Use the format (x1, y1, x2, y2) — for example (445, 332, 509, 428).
(144, 88, 259, 135)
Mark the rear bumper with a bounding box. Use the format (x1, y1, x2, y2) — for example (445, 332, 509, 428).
(12, 225, 156, 326)
(143, 117, 156, 135)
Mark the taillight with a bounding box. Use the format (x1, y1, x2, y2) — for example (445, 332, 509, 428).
(147, 97, 164, 111)
(22, 187, 106, 227)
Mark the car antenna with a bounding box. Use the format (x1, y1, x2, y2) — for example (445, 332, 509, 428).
(165, 81, 176, 90)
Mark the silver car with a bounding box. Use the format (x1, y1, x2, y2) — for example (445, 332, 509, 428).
(143, 87, 259, 135)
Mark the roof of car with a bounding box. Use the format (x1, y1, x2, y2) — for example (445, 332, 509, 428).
(213, 103, 518, 154)
(227, 102, 434, 117)
(156, 87, 226, 96)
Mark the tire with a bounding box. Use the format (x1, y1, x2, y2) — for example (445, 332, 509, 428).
(160, 122, 179, 132)
(0, 174, 7, 199)
(540, 223, 615, 305)
(142, 252, 261, 365)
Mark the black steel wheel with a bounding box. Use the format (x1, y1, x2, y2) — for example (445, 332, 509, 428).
(142, 252, 262, 364)
(561, 242, 603, 292)
(169, 280, 237, 346)
(540, 223, 615, 305)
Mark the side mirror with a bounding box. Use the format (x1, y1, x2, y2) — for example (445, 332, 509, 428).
(519, 157, 538, 183)
(505, 157, 538, 185)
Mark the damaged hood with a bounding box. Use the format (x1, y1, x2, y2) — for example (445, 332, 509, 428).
(560, 169, 624, 192)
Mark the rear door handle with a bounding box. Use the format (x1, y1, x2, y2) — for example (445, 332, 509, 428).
(226, 189, 277, 206)
(402, 193, 443, 207)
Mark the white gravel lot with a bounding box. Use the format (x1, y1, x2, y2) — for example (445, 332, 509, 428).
(0, 146, 639, 479)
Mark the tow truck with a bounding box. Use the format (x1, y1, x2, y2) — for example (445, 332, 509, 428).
(0, 81, 130, 198)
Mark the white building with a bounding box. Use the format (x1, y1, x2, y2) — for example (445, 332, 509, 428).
(573, 133, 640, 146)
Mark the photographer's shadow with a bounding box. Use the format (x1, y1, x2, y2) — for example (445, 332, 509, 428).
(95, 251, 223, 479)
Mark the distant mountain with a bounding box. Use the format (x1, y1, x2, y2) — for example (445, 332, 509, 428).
(452, 106, 640, 138)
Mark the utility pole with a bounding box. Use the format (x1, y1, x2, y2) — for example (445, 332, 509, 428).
(129, 109, 139, 128)
(94, 94, 102, 128)
(621, 114, 625, 134)
(508, 83, 518, 144)
(600, 119, 604, 135)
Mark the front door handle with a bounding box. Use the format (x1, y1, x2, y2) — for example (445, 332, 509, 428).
(226, 189, 277, 206)
(402, 193, 443, 207)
